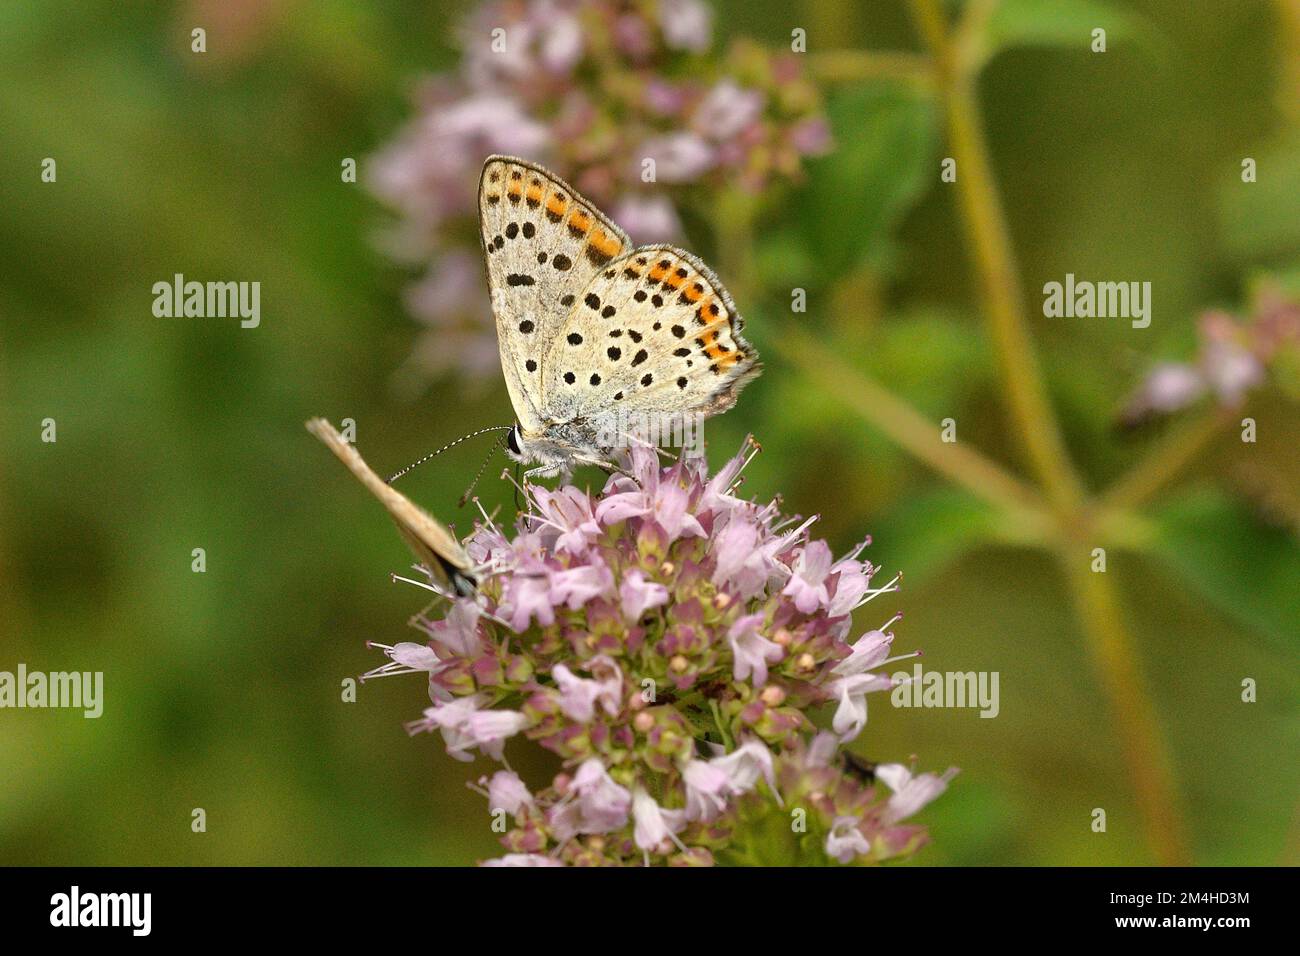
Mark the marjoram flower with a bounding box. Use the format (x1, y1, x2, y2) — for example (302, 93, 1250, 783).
(363, 439, 954, 865)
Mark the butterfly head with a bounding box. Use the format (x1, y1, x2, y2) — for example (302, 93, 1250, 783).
(502, 421, 608, 481)
(504, 423, 525, 462)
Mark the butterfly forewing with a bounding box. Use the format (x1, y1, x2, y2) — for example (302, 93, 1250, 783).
(306, 418, 476, 595)
(478, 156, 630, 432)
(540, 244, 760, 429)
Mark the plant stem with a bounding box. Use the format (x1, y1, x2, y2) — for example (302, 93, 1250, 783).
(909, 0, 1084, 517)
(1278, 0, 1300, 124)
(710, 699, 735, 751)
(1102, 408, 1235, 510)
(778, 328, 1049, 527)
(907, 0, 1192, 864)
(1060, 550, 1192, 864)
(809, 50, 934, 87)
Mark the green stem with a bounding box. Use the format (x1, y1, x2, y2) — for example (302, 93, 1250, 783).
(907, 0, 1192, 865)
(1059, 550, 1192, 864)
(777, 328, 1050, 531)
(1277, 0, 1300, 124)
(809, 50, 934, 87)
(909, 0, 1085, 517)
(710, 699, 735, 750)
(1101, 407, 1236, 511)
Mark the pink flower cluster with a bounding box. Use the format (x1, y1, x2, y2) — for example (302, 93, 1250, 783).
(1122, 285, 1300, 425)
(366, 0, 832, 389)
(368, 440, 954, 865)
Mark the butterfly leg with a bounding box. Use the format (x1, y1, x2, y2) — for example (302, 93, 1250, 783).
(572, 454, 621, 477)
(522, 463, 566, 482)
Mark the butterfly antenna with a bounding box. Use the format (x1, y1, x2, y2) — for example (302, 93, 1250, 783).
(458, 435, 505, 507)
(386, 426, 513, 485)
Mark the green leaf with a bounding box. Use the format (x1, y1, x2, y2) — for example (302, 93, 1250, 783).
(800, 84, 938, 282)
(980, 0, 1160, 67)
(1218, 134, 1300, 263)
(863, 307, 991, 417)
(869, 487, 1002, 585)
(1146, 488, 1300, 652)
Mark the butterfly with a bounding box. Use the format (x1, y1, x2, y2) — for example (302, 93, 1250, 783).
(307, 418, 477, 596)
(479, 155, 761, 480)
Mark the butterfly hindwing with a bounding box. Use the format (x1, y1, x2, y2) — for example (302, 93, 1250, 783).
(479, 156, 630, 432)
(540, 244, 760, 430)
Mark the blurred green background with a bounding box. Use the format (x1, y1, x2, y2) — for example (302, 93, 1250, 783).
(2, 0, 1297, 866)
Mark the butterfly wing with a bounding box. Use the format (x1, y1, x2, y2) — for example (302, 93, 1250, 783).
(306, 418, 477, 595)
(478, 156, 630, 434)
(539, 244, 760, 438)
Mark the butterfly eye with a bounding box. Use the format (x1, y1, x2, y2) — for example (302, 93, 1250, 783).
(506, 425, 522, 457)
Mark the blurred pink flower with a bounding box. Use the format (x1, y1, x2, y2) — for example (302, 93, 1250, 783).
(638, 132, 717, 182)
(1121, 287, 1300, 424)
(693, 79, 766, 141)
(658, 0, 713, 52)
(609, 195, 683, 243)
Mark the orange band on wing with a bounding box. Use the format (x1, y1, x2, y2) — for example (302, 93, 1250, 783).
(545, 194, 569, 221)
(568, 210, 592, 235)
(589, 228, 622, 257)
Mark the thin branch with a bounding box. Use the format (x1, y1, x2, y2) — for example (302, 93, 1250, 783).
(778, 327, 1049, 526)
(907, 0, 1086, 516)
(1101, 408, 1235, 511)
(907, 0, 1191, 865)
(809, 50, 934, 86)
(1059, 551, 1194, 865)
